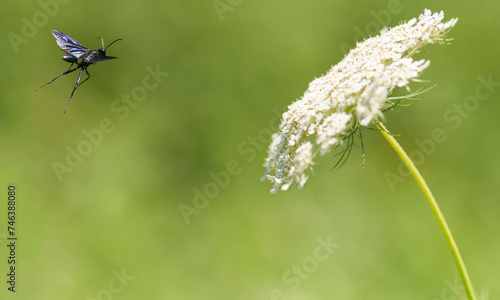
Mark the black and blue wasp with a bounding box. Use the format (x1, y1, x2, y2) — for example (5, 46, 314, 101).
(37, 30, 122, 113)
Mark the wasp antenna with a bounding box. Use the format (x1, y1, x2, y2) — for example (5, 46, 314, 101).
(105, 38, 123, 51)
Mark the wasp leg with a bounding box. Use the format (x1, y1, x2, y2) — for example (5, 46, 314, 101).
(37, 66, 80, 91)
(64, 67, 85, 114)
(75, 66, 91, 89)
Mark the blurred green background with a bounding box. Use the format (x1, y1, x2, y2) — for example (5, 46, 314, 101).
(1, 0, 499, 299)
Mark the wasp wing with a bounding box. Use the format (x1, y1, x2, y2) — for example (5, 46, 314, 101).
(51, 30, 89, 59)
(87, 55, 118, 64)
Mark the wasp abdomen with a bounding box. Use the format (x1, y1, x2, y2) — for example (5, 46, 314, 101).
(62, 55, 78, 63)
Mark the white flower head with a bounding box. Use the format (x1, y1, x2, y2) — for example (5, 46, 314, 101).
(263, 9, 457, 193)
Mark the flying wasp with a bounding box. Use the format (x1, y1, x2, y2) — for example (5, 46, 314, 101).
(37, 30, 123, 113)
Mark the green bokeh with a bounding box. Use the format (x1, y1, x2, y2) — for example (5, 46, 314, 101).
(1, 0, 499, 299)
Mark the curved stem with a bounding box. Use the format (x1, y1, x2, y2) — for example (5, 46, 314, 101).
(376, 121, 476, 300)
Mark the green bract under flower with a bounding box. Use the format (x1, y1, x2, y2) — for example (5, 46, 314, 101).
(263, 9, 457, 193)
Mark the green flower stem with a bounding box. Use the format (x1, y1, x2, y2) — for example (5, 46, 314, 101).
(376, 121, 476, 300)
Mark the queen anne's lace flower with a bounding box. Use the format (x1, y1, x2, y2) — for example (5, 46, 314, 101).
(263, 9, 457, 193)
